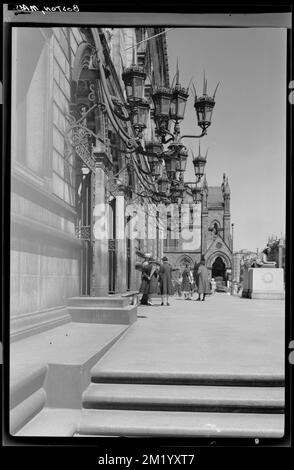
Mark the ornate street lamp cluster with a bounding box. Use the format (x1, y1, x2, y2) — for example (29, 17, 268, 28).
(120, 59, 218, 205)
(68, 33, 219, 206)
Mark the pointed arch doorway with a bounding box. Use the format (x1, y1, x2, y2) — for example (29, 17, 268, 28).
(212, 256, 226, 282)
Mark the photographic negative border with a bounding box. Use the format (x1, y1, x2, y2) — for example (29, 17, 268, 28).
(2, 1, 293, 459)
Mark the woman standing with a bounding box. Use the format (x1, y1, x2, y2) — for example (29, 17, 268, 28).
(193, 260, 200, 292)
(139, 254, 152, 305)
(148, 258, 159, 305)
(181, 264, 192, 300)
(159, 256, 173, 306)
(196, 257, 210, 301)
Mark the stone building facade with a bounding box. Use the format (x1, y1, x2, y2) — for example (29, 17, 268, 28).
(10, 27, 169, 340)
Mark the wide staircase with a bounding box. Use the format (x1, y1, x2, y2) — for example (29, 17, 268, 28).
(75, 368, 285, 438)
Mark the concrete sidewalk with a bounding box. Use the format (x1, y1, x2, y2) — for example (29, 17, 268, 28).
(15, 293, 285, 437)
(92, 293, 285, 380)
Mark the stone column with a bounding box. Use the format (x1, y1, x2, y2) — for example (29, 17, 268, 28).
(92, 150, 112, 296)
(201, 204, 209, 254)
(116, 191, 127, 293)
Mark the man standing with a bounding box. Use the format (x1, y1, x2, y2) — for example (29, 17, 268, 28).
(159, 256, 173, 306)
(139, 253, 152, 305)
(148, 257, 160, 305)
(196, 256, 210, 301)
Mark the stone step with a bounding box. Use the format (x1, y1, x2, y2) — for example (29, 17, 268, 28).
(10, 364, 48, 409)
(82, 383, 284, 413)
(15, 408, 82, 437)
(67, 296, 130, 308)
(69, 305, 137, 325)
(75, 409, 284, 438)
(90, 369, 285, 387)
(10, 323, 129, 417)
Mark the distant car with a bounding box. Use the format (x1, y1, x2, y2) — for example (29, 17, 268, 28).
(215, 285, 228, 293)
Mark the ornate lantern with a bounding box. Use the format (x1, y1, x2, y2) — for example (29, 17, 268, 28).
(157, 176, 171, 195)
(170, 84, 189, 122)
(166, 143, 188, 174)
(131, 99, 150, 134)
(145, 141, 163, 177)
(177, 145, 188, 173)
(163, 151, 179, 179)
(194, 95, 215, 131)
(170, 179, 186, 204)
(151, 86, 173, 133)
(122, 65, 146, 103)
(192, 184, 203, 203)
(193, 148, 207, 179)
(145, 141, 163, 155)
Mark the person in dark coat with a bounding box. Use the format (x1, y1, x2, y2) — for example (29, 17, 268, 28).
(159, 256, 173, 306)
(148, 258, 160, 304)
(196, 257, 210, 301)
(193, 260, 200, 292)
(139, 254, 152, 305)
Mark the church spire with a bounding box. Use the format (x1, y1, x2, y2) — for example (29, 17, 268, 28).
(221, 172, 226, 193)
(224, 176, 230, 196)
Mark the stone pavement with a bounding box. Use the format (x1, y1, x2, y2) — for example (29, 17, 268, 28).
(15, 292, 285, 437)
(93, 292, 285, 380)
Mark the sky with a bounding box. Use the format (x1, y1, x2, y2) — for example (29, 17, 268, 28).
(166, 27, 287, 253)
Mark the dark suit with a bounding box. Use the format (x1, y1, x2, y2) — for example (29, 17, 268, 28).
(159, 262, 173, 295)
(140, 262, 152, 304)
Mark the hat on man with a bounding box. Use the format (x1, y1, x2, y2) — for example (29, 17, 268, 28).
(162, 256, 168, 262)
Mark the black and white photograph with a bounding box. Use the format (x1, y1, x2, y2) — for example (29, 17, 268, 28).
(3, 3, 293, 454)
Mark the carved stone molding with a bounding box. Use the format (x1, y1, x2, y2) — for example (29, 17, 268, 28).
(93, 148, 113, 174)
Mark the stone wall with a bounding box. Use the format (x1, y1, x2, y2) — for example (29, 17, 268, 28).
(10, 236, 80, 318)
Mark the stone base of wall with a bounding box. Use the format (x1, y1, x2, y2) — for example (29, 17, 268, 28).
(67, 296, 137, 325)
(11, 306, 71, 342)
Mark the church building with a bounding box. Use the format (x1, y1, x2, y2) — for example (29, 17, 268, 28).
(163, 172, 233, 283)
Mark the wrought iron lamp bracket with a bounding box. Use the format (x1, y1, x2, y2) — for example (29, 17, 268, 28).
(178, 130, 207, 143)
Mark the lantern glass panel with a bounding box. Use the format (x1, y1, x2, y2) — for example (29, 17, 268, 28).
(158, 178, 169, 194)
(140, 106, 149, 127)
(148, 153, 159, 168)
(161, 96, 172, 115)
(153, 97, 161, 116)
(169, 98, 177, 119)
(165, 158, 172, 174)
(205, 107, 213, 124)
(193, 159, 205, 176)
(134, 76, 144, 100)
(165, 155, 178, 174)
(132, 110, 139, 126)
(152, 162, 161, 177)
(179, 153, 188, 172)
(170, 92, 188, 120)
(126, 83, 133, 100)
(177, 96, 187, 120)
(196, 106, 205, 123)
